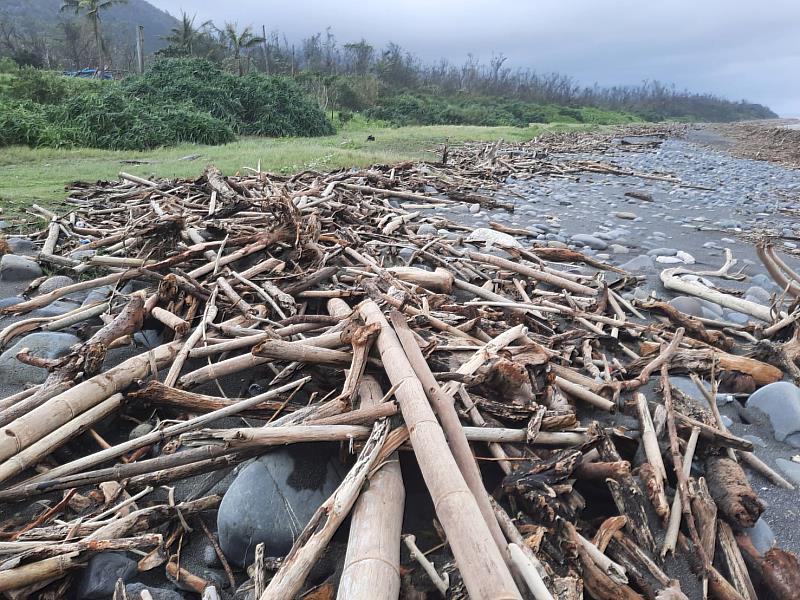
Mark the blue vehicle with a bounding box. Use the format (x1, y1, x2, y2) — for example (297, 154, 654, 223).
(62, 68, 118, 80)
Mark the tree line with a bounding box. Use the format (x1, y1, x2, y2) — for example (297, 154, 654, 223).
(0, 5, 777, 122)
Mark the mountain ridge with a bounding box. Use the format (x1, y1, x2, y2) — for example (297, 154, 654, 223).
(0, 0, 179, 55)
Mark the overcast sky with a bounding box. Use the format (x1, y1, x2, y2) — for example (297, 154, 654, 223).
(151, 0, 800, 116)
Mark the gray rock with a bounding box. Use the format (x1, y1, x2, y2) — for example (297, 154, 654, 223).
(668, 296, 723, 319)
(129, 422, 155, 440)
(32, 299, 82, 318)
(746, 382, 800, 442)
(38, 275, 75, 295)
(125, 583, 184, 600)
(69, 248, 97, 260)
(546, 240, 568, 249)
(468, 203, 480, 214)
(0, 332, 79, 385)
(6, 237, 37, 256)
(0, 296, 24, 310)
(742, 434, 767, 448)
(218, 444, 346, 566)
(77, 553, 137, 599)
(776, 458, 800, 487)
(203, 543, 222, 568)
(570, 234, 607, 250)
(744, 518, 775, 555)
(609, 244, 629, 254)
(614, 211, 637, 220)
(0, 254, 42, 281)
(646, 247, 678, 257)
(619, 255, 653, 272)
(745, 286, 772, 304)
(416, 223, 437, 236)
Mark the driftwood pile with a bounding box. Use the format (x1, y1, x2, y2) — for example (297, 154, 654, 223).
(0, 139, 799, 600)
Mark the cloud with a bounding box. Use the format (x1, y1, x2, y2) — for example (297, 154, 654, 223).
(150, 0, 800, 115)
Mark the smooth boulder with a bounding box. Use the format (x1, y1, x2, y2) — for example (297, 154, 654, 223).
(0, 254, 42, 282)
(218, 444, 346, 566)
(746, 382, 800, 444)
(0, 332, 79, 385)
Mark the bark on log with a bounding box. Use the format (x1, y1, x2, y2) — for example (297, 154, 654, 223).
(704, 456, 765, 528)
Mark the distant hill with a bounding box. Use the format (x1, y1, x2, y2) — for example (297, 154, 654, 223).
(0, 0, 179, 55)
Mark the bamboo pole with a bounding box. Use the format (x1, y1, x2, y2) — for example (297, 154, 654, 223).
(360, 300, 522, 600)
(338, 376, 404, 600)
(0, 341, 182, 464)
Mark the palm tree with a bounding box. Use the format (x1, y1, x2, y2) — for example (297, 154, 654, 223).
(60, 0, 126, 70)
(164, 12, 210, 56)
(219, 22, 265, 76)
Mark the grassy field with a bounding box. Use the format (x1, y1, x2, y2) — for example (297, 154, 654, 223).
(0, 120, 590, 213)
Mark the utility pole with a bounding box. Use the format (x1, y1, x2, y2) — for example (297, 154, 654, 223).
(261, 24, 269, 74)
(135, 25, 145, 74)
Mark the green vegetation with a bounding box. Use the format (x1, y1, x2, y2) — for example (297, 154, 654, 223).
(366, 93, 640, 127)
(0, 59, 333, 150)
(0, 119, 586, 211)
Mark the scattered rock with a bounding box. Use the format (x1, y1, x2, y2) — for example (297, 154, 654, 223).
(744, 518, 776, 555)
(129, 422, 155, 440)
(125, 583, 184, 600)
(746, 382, 800, 443)
(570, 234, 607, 250)
(77, 553, 137, 599)
(468, 203, 480, 214)
(776, 458, 800, 487)
(614, 211, 637, 220)
(0, 254, 42, 281)
(6, 237, 37, 256)
(646, 247, 678, 257)
(466, 228, 522, 248)
(218, 444, 346, 566)
(609, 244, 629, 254)
(668, 296, 722, 319)
(0, 332, 79, 386)
(619, 255, 653, 272)
(38, 275, 76, 295)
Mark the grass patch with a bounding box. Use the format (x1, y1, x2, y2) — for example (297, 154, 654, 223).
(0, 119, 590, 213)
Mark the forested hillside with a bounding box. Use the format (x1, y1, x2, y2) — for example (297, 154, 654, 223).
(0, 0, 177, 69)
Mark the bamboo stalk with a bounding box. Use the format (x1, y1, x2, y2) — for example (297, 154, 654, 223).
(0, 341, 182, 465)
(338, 376, 404, 600)
(360, 299, 522, 600)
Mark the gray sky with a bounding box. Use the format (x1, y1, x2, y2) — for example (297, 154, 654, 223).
(151, 0, 800, 116)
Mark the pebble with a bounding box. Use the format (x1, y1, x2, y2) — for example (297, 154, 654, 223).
(668, 296, 723, 319)
(609, 244, 629, 254)
(746, 382, 800, 444)
(619, 255, 653, 272)
(129, 422, 155, 440)
(77, 553, 137, 599)
(0, 254, 42, 281)
(0, 332, 79, 385)
(744, 518, 776, 555)
(570, 234, 607, 250)
(38, 275, 76, 295)
(646, 247, 678, 257)
(125, 584, 184, 600)
(466, 228, 522, 249)
(614, 211, 637, 220)
(776, 458, 800, 487)
(6, 237, 37, 256)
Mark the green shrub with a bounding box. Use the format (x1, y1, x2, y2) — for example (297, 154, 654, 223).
(0, 59, 332, 150)
(0, 99, 63, 147)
